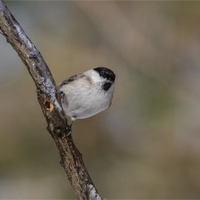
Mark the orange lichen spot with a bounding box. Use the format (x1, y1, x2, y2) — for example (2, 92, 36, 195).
(44, 99, 55, 112)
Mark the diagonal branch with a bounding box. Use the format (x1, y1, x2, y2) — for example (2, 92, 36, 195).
(0, 1, 102, 199)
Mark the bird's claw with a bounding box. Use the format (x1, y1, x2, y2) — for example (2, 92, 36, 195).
(67, 129, 73, 136)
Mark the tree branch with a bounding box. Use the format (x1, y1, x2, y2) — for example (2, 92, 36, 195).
(0, 1, 102, 199)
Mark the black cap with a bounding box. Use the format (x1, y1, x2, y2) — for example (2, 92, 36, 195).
(93, 67, 116, 82)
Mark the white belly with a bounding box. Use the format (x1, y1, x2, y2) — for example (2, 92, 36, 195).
(61, 82, 114, 120)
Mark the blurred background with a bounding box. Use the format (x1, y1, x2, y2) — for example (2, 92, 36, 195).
(1, 1, 200, 199)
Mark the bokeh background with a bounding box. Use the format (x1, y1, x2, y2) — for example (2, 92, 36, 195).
(1, 1, 200, 199)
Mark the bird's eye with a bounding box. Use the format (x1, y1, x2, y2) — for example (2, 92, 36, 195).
(100, 71, 104, 77)
(108, 77, 114, 82)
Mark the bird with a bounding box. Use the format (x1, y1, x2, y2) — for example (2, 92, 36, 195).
(57, 67, 116, 134)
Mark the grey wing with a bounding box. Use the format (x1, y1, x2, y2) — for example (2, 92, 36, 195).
(57, 73, 84, 91)
(57, 73, 85, 113)
(57, 73, 85, 105)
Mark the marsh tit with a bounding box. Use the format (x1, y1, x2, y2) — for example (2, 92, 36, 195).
(57, 67, 116, 134)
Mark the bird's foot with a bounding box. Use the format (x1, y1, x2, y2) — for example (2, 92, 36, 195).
(67, 129, 73, 136)
(67, 120, 73, 136)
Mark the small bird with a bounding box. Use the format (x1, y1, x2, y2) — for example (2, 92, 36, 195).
(57, 67, 116, 134)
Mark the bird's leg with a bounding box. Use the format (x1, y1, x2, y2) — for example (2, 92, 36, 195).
(67, 120, 74, 136)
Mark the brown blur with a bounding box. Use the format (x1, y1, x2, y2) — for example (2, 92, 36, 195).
(1, 1, 200, 199)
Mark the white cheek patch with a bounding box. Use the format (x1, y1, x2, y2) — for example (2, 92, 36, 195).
(86, 70, 105, 84)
